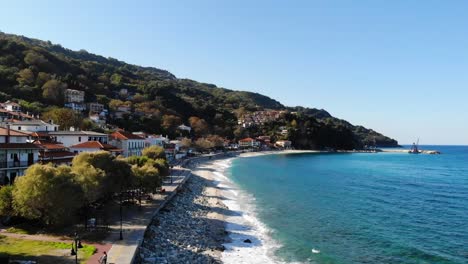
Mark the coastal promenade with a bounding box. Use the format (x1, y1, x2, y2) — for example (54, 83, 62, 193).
(106, 163, 193, 264)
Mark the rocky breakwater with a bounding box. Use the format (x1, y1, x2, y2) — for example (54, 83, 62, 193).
(137, 173, 228, 264)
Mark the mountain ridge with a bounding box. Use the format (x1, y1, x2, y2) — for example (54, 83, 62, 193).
(0, 31, 398, 149)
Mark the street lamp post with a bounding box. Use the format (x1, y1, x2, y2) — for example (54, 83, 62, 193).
(170, 165, 174, 184)
(119, 192, 123, 240)
(70, 232, 83, 264)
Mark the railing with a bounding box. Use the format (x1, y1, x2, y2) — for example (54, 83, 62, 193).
(0, 161, 32, 169)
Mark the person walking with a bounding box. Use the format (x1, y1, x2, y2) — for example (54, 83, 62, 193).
(99, 251, 107, 264)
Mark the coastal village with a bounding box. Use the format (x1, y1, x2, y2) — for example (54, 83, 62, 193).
(0, 94, 292, 263)
(0, 92, 293, 186)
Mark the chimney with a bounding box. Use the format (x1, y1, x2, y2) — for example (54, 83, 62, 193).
(6, 124, 10, 144)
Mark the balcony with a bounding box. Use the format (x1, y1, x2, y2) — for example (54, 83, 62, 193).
(0, 161, 33, 169)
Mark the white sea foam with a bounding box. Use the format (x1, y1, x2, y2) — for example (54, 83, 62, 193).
(210, 159, 293, 264)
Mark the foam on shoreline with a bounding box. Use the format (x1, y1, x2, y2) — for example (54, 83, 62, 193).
(209, 158, 285, 264)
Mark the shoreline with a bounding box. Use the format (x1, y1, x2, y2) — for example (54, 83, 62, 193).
(137, 148, 435, 263)
(137, 151, 293, 264)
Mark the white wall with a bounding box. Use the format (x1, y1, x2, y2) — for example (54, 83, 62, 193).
(52, 135, 108, 147)
(10, 123, 58, 132)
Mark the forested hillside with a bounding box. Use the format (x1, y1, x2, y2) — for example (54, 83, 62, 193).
(0, 32, 398, 149)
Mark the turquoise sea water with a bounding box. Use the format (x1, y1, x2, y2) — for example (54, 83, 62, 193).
(228, 146, 468, 264)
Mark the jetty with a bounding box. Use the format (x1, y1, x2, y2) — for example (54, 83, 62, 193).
(380, 149, 441, 154)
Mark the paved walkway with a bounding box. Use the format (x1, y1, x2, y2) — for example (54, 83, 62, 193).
(106, 165, 193, 264)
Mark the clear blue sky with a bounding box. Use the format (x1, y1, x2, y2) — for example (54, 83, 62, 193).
(1, 0, 467, 145)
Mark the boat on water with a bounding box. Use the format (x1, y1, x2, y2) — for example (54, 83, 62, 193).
(409, 139, 420, 154)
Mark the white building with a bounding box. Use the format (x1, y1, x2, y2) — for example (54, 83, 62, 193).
(65, 102, 86, 111)
(275, 140, 292, 149)
(238, 138, 260, 148)
(69, 141, 122, 156)
(177, 124, 191, 133)
(65, 89, 85, 103)
(109, 130, 146, 157)
(145, 134, 170, 147)
(4, 101, 21, 112)
(48, 130, 108, 147)
(0, 126, 39, 185)
(8, 120, 59, 133)
(88, 103, 104, 113)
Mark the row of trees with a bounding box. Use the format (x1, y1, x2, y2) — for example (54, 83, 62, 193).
(0, 146, 169, 226)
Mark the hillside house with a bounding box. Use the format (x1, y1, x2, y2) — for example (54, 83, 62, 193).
(48, 130, 108, 147)
(34, 141, 76, 165)
(109, 130, 145, 157)
(69, 141, 123, 156)
(0, 126, 39, 185)
(238, 138, 260, 148)
(8, 120, 59, 132)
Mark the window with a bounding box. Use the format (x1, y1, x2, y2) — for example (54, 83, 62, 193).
(78, 137, 81, 142)
(18, 127, 21, 130)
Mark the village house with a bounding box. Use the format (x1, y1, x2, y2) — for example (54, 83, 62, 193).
(275, 140, 292, 149)
(238, 137, 260, 148)
(4, 101, 21, 112)
(34, 141, 76, 165)
(64, 89, 86, 111)
(177, 124, 192, 133)
(89, 114, 106, 128)
(69, 141, 123, 156)
(65, 89, 85, 103)
(48, 130, 108, 147)
(88, 102, 105, 113)
(133, 133, 170, 148)
(0, 108, 35, 123)
(7, 120, 59, 132)
(0, 126, 40, 185)
(109, 130, 146, 157)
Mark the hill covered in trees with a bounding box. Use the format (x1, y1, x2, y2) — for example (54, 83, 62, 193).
(0, 32, 398, 149)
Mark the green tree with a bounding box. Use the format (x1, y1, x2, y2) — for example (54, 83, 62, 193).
(36, 72, 51, 87)
(189, 116, 210, 136)
(72, 164, 106, 203)
(142, 146, 166, 160)
(72, 152, 133, 196)
(110, 73, 122, 86)
(162, 115, 182, 132)
(194, 138, 214, 151)
(42, 107, 82, 130)
(24, 51, 48, 68)
(0, 186, 14, 217)
(153, 158, 170, 177)
(42, 79, 66, 104)
(132, 164, 161, 193)
(13, 164, 83, 226)
(16, 68, 35, 86)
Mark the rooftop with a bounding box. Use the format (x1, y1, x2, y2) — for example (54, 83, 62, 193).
(0, 127, 31, 137)
(8, 120, 57, 126)
(0, 143, 39, 149)
(70, 141, 123, 152)
(111, 131, 145, 140)
(48, 130, 107, 136)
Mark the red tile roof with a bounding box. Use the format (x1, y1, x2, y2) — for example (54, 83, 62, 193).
(0, 127, 30, 137)
(33, 141, 67, 150)
(110, 131, 144, 140)
(30, 132, 50, 137)
(0, 143, 39, 149)
(239, 137, 255, 142)
(70, 141, 122, 152)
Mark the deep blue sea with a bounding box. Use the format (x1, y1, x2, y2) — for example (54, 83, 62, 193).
(228, 146, 468, 264)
